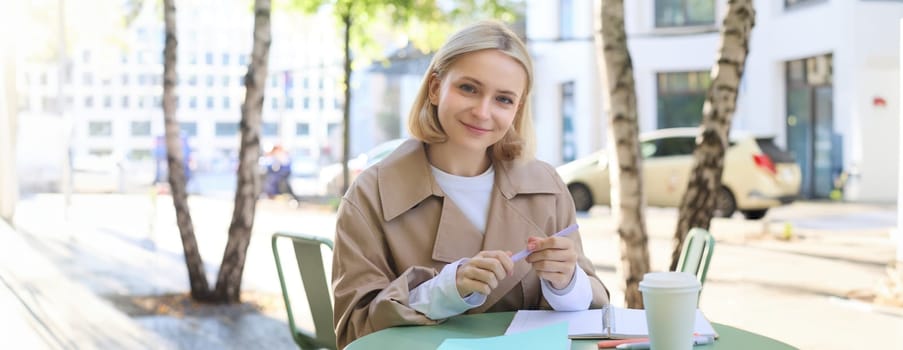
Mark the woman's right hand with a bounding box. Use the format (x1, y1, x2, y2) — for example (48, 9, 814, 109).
(455, 250, 514, 297)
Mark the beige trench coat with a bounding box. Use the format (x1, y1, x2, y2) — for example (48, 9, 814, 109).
(332, 139, 610, 348)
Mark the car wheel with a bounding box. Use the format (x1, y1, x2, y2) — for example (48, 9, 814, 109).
(568, 183, 594, 212)
(741, 209, 768, 220)
(714, 187, 736, 218)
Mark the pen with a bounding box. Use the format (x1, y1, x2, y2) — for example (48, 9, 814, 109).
(614, 335, 714, 349)
(510, 224, 579, 262)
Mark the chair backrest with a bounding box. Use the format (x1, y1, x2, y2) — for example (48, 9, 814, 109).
(272, 232, 337, 350)
(676, 227, 715, 287)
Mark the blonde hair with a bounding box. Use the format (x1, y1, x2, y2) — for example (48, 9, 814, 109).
(407, 20, 535, 161)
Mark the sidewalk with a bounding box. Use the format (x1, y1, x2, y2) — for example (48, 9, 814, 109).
(5, 193, 903, 349)
(0, 218, 168, 348)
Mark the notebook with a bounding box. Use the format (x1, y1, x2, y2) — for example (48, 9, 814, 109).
(504, 305, 718, 340)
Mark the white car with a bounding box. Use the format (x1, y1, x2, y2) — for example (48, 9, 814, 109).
(320, 138, 406, 196)
(557, 128, 801, 220)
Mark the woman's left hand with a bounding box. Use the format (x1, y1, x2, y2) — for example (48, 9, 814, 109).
(524, 235, 578, 289)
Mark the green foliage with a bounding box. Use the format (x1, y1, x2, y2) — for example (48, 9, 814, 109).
(283, 0, 522, 66)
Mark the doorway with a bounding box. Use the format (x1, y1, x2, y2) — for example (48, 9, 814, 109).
(785, 54, 835, 199)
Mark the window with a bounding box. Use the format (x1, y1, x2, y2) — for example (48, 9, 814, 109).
(188, 75, 197, 86)
(128, 149, 152, 161)
(303, 77, 310, 89)
(642, 137, 696, 158)
(83, 73, 93, 85)
(296, 122, 310, 136)
(215, 122, 239, 136)
(84, 96, 94, 108)
(262, 122, 279, 136)
(205, 52, 214, 65)
(318, 97, 324, 110)
(222, 96, 231, 109)
(271, 97, 278, 109)
(222, 53, 230, 65)
(222, 75, 230, 87)
(121, 74, 129, 85)
(656, 71, 711, 128)
(239, 54, 248, 66)
(121, 96, 130, 108)
(559, 0, 574, 39)
(286, 97, 295, 109)
(327, 122, 341, 137)
(655, 0, 715, 28)
(189, 96, 197, 109)
(303, 97, 310, 109)
(206, 75, 214, 87)
(88, 121, 113, 137)
(137, 96, 145, 109)
(131, 121, 151, 136)
(103, 95, 113, 108)
(206, 96, 215, 109)
(179, 122, 198, 137)
(138, 74, 147, 85)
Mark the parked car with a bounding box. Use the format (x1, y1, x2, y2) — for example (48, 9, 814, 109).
(557, 128, 801, 220)
(320, 138, 406, 196)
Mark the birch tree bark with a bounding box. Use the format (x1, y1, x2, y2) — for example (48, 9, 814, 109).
(162, 0, 210, 300)
(671, 0, 756, 270)
(213, 0, 270, 302)
(596, 0, 650, 308)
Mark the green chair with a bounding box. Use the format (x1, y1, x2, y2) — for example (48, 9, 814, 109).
(272, 232, 337, 350)
(676, 227, 716, 287)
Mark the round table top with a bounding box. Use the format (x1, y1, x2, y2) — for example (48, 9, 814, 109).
(346, 311, 797, 350)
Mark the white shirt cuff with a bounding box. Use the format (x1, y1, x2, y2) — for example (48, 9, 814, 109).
(541, 265, 592, 311)
(409, 258, 485, 320)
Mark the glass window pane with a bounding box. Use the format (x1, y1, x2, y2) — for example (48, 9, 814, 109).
(262, 122, 279, 136)
(686, 0, 715, 25)
(215, 122, 238, 136)
(131, 121, 151, 136)
(179, 122, 197, 137)
(88, 121, 113, 137)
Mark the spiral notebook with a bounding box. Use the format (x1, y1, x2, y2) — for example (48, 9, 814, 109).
(504, 305, 718, 340)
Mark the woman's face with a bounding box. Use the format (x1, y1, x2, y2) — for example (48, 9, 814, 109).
(429, 49, 527, 155)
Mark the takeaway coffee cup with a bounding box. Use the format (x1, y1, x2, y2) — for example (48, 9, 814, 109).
(639, 272, 701, 350)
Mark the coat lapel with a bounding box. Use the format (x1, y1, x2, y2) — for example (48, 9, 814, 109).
(431, 196, 484, 263)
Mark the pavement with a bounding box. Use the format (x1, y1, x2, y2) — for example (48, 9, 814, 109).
(2, 192, 903, 349)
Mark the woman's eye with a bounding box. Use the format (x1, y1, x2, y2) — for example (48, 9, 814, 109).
(497, 96, 514, 105)
(459, 84, 476, 93)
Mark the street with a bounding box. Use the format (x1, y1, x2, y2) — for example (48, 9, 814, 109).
(7, 193, 903, 349)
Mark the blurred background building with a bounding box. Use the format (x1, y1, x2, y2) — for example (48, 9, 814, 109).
(527, 0, 903, 202)
(13, 0, 903, 203)
(16, 0, 345, 192)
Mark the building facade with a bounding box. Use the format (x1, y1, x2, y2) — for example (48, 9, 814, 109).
(17, 0, 346, 179)
(527, 0, 903, 202)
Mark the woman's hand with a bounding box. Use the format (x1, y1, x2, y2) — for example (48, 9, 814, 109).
(455, 250, 514, 297)
(525, 236, 578, 289)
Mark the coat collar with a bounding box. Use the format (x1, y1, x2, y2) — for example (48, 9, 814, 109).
(377, 139, 561, 222)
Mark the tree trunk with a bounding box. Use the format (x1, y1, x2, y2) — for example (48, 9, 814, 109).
(0, 16, 16, 221)
(163, 0, 209, 301)
(670, 0, 756, 270)
(340, 9, 352, 195)
(596, 0, 650, 309)
(213, 0, 271, 303)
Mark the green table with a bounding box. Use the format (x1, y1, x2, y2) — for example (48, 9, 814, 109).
(346, 312, 797, 349)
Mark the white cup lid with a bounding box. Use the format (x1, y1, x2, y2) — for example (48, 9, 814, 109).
(638, 272, 701, 292)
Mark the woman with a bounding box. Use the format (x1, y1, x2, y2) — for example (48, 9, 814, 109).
(332, 20, 610, 348)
